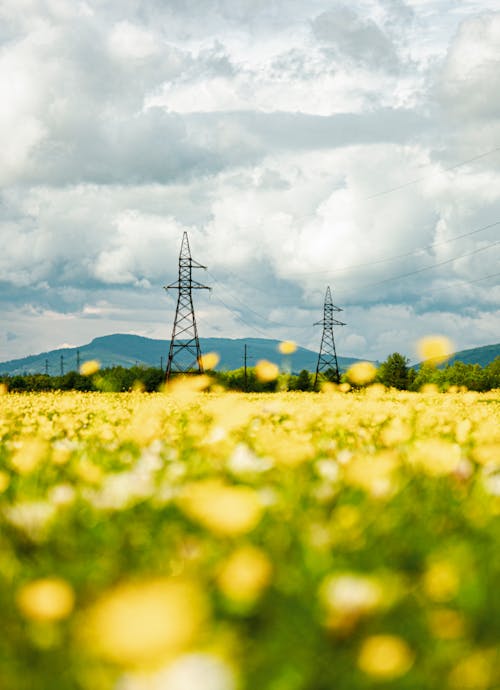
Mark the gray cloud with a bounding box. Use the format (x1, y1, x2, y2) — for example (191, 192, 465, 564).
(312, 6, 401, 70)
(0, 0, 499, 364)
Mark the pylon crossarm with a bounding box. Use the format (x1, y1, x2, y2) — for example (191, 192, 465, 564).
(188, 259, 207, 269)
(190, 282, 211, 290)
(314, 319, 346, 327)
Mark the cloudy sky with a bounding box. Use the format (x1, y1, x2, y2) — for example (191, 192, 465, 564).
(1, 0, 500, 364)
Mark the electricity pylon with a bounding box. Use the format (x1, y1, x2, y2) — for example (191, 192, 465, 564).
(164, 232, 210, 381)
(314, 285, 345, 387)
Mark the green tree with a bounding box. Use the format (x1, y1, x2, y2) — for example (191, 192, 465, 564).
(293, 369, 313, 391)
(376, 352, 410, 389)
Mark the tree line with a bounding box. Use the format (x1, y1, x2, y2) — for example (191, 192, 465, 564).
(1, 354, 499, 392)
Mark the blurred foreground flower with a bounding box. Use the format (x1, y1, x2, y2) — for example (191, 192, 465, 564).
(80, 578, 208, 668)
(80, 360, 100, 376)
(358, 634, 414, 680)
(448, 650, 495, 690)
(217, 546, 272, 605)
(199, 352, 220, 370)
(423, 559, 460, 602)
(320, 573, 383, 619)
(346, 362, 377, 386)
(255, 360, 279, 382)
(17, 577, 74, 622)
(409, 439, 461, 476)
(0, 470, 10, 493)
(180, 480, 263, 536)
(10, 439, 47, 474)
(344, 450, 400, 498)
(163, 374, 212, 401)
(278, 341, 297, 355)
(417, 336, 453, 366)
(120, 653, 236, 690)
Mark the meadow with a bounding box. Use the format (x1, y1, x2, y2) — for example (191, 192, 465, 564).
(0, 383, 499, 690)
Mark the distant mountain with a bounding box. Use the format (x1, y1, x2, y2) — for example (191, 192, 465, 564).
(0, 334, 365, 376)
(412, 342, 500, 369)
(445, 343, 500, 368)
(3, 335, 496, 377)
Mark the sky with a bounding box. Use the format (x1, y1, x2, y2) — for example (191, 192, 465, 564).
(1, 0, 499, 364)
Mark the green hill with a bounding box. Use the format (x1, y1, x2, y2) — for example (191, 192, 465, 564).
(0, 334, 364, 376)
(445, 342, 500, 367)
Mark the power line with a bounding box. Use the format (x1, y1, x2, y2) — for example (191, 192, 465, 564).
(207, 293, 273, 337)
(344, 238, 500, 295)
(204, 239, 499, 334)
(207, 270, 309, 329)
(206, 219, 499, 303)
(283, 219, 500, 278)
(364, 145, 500, 200)
(194, 217, 499, 338)
(416, 271, 500, 297)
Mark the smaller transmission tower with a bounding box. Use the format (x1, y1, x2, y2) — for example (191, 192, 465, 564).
(314, 285, 345, 387)
(164, 232, 210, 381)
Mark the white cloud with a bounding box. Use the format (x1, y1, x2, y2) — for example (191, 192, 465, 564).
(0, 0, 499, 364)
(108, 21, 160, 60)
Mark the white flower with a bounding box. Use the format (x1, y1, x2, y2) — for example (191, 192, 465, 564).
(117, 653, 236, 690)
(154, 653, 236, 690)
(321, 574, 383, 614)
(4, 501, 56, 541)
(227, 444, 272, 475)
(49, 484, 76, 506)
(316, 459, 339, 482)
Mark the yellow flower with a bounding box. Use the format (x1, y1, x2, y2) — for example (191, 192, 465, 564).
(428, 608, 466, 639)
(0, 470, 10, 493)
(409, 439, 461, 476)
(16, 578, 74, 622)
(379, 418, 412, 446)
(358, 635, 414, 679)
(346, 362, 377, 386)
(199, 352, 220, 370)
(164, 374, 212, 403)
(180, 480, 263, 536)
(423, 560, 460, 602)
(420, 383, 440, 394)
(278, 341, 297, 355)
(80, 360, 100, 376)
(217, 545, 272, 604)
(417, 335, 453, 366)
(448, 650, 494, 690)
(81, 578, 208, 668)
(10, 439, 47, 475)
(344, 450, 400, 498)
(255, 360, 279, 382)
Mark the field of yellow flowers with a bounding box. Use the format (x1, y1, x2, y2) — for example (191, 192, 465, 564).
(0, 384, 499, 690)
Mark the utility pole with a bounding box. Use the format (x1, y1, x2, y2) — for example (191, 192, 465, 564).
(45, 359, 49, 376)
(160, 356, 163, 372)
(244, 344, 248, 392)
(76, 349, 80, 372)
(164, 232, 210, 382)
(60, 355, 64, 376)
(314, 286, 345, 388)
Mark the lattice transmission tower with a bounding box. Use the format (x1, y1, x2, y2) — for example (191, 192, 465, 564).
(314, 285, 345, 387)
(164, 232, 210, 381)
